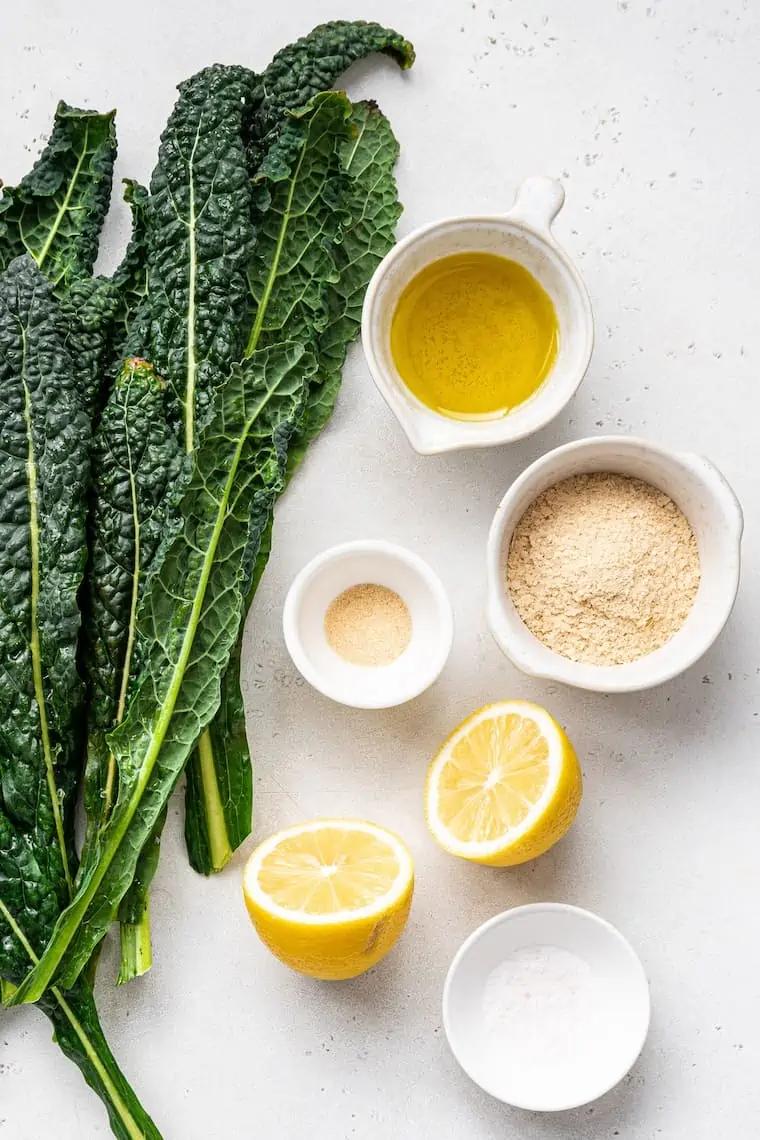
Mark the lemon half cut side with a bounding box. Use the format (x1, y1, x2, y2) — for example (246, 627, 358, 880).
(243, 819, 414, 980)
(425, 700, 582, 867)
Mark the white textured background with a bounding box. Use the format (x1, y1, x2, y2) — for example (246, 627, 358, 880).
(2, 1, 759, 1137)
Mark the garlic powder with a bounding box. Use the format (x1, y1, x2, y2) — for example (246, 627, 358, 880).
(324, 584, 412, 666)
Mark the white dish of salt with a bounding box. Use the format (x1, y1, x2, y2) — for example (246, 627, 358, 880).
(443, 903, 650, 1111)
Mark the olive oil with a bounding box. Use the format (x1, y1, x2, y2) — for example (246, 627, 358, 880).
(390, 251, 558, 419)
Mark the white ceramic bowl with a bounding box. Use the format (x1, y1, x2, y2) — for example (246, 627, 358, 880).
(283, 541, 453, 709)
(487, 436, 743, 693)
(443, 903, 650, 1112)
(361, 176, 593, 455)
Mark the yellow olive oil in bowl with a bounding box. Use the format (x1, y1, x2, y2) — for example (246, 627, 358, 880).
(390, 252, 558, 420)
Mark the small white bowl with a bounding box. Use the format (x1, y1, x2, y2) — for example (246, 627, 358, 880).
(443, 903, 650, 1112)
(487, 436, 743, 693)
(361, 175, 593, 455)
(283, 541, 453, 709)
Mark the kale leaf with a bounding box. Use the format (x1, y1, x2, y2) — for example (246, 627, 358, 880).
(103, 65, 259, 925)
(148, 64, 255, 447)
(0, 256, 90, 924)
(80, 358, 185, 870)
(245, 20, 413, 169)
(186, 98, 405, 871)
(0, 257, 159, 1140)
(289, 98, 403, 473)
(0, 103, 117, 289)
(106, 180, 152, 376)
(78, 354, 184, 983)
(183, 90, 354, 872)
(185, 28, 412, 874)
(41, 982, 163, 1140)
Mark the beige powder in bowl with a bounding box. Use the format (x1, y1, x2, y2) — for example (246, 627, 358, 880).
(506, 472, 701, 666)
(325, 584, 412, 666)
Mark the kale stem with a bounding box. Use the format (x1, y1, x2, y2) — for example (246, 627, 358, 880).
(118, 901, 153, 985)
(196, 729, 233, 871)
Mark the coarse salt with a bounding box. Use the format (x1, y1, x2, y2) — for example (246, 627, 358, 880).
(482, 945, 602, 1070)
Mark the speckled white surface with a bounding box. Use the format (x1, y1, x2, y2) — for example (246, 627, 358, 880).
(2, 1, 759, 1137)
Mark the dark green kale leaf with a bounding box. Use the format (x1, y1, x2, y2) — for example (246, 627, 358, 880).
(0, 103, 117, 289)
(0, 255, 90, 923)
(186, 98, 405, 872)
(184, 27, 412, 877)
(78, 355, 184, 984)
(80, 358, 184, 868)
(105, 64, 258, 945)
(148, 64, 256, 447)
(184, 91, 354, 873)
(60, 274, 120, 420)
(0, 102, 119, 418)
(106, 180, 151, 375)
(288, 98, 402, 473)
(246, 20, 414, 169)
(0, 257, 159, 1139)
(41, 981, 163, 1140)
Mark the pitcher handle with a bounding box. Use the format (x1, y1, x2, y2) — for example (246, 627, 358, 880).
(505, 176, 565, 234)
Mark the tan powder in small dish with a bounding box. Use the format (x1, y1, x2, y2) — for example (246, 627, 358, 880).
(506, 472, 701, 666)
(325, 584, 412, 666)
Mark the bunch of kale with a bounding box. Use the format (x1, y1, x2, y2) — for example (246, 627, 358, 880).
(0, 21, 412, 1138)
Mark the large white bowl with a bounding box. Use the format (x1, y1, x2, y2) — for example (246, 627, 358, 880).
(361, 176, 593, 455)
(486, 436, 743, 693)
(443, 904, 650, 1111)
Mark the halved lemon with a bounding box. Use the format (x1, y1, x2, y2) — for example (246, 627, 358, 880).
(243, 819, 414, 980)
(425, 700, 582, 866)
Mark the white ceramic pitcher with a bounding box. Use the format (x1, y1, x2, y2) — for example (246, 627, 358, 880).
(361, 176, 594, 455)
